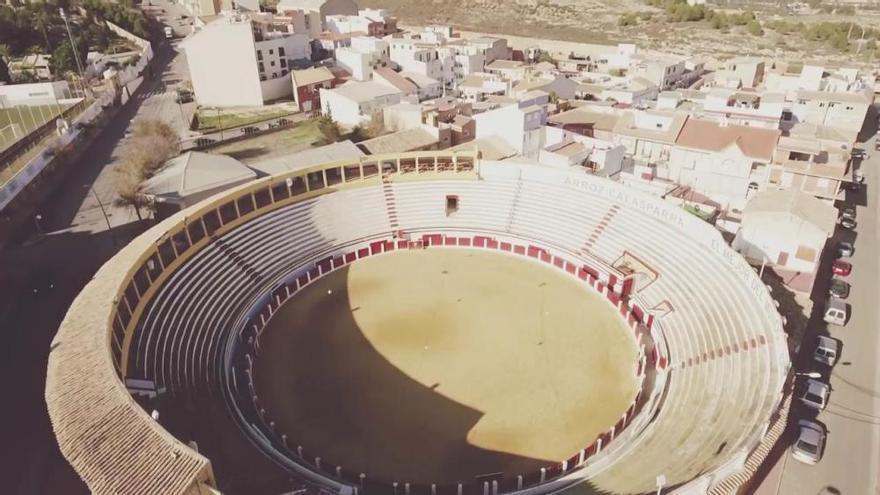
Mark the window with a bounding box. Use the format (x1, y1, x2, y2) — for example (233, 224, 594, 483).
(187, 220, 206, 244)
(271, 182, 290, 201)
(272, 72, 278, 78)
(446, 195, 459, 216)
(280, 58, 287, 68)
(258, 62, 265, 72)
(237, 195, 255, 216)
(282, 69, 288, 76)
(260, 76, 267, 81)
(257, 50, 263, 60)
(203, 210, 221, 236)
(219, 201, 238, 224)
(278, 47, 285, 56)
(269, 48, 274, 55)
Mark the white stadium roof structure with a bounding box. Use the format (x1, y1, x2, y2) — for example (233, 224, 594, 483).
(46, 151, 789, 495)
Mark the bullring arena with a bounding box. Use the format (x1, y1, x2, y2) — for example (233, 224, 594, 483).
(46, 151, 790, 495)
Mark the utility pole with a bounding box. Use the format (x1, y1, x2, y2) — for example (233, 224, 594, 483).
(91, 185, 117, 246)
(59, 8, 91, 98)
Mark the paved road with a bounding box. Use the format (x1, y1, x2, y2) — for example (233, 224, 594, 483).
(776, 132, 880, 495)
(0, 3, 193, 492)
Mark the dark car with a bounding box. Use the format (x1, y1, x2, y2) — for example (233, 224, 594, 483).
(840, 217, 857, 230)
(829, 278, 850, 299)
(841, 207, 856, 221)
(837, 240, 854, 257)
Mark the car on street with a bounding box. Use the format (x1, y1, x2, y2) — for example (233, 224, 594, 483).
(851, 149, 867, 160)
(840, 207, 856, 221)
(799, 378, 830, 410)
(832, 260, 851, 276)
(836, 240, 854, 257)
(814, 336, 838, 366)
(839, 217, 857, 229)
(823, 298, 848, 326)
(828, 278, 850, 299)
(792, 419, 826, 465)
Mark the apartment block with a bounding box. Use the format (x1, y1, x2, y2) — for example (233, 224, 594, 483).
(184, 17, 311, 107)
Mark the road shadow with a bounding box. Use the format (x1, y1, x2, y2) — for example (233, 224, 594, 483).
(0, 221, 148, 494)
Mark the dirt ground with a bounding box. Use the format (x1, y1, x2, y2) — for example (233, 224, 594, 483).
(253, 248, 639, 485)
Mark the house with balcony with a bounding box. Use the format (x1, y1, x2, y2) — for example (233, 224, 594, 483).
(474, 94, 548, 158)
(612, 109, 688, 165)
(458, 73, 508, 102)
(383, 97, 475, 146)
(547, 106, 621, 141)
(790, 89, 872, 142)
(485, 59, 527, 82)
(667, 118, 781, 210)
(541, 125, 626, 176)
(767, 132, 850, 202)
(701, 88, 784, 129)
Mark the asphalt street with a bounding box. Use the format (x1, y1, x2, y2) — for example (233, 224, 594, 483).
(0, 3, 193, 492)
(776, 133, 880, 495)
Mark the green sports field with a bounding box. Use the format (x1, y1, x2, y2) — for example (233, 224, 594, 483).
(0, 104, 71, 150)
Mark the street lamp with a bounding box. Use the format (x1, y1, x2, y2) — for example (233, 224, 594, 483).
(59, 8, 91, 97)
(795, 371, 822, 378)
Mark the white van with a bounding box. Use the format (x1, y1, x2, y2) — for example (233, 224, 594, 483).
(813, 336, 838, 366)
(823, 299, 848, 326)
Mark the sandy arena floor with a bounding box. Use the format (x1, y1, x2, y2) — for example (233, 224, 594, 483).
(253, 248, 639, 485)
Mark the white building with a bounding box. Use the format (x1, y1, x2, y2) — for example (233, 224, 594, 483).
(276, 0, 358, 23)
(733, 189, 836, 292)
(183, 16, 311, 107)
(320, 80, 402, 127)
(474, 94, 548, 158)
(335, 36, 389, 81)
(790, 89, 872, 140)
(0, 81, 71, 107)
(669, 118, 781, 210)
(542, 125, 626, 176)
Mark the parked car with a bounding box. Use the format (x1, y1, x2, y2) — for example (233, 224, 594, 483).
(836, 240, 854, 257)
(241, 126, 259, 135)
(792, 419, 826, 465)
(832, 260, 851, 276)
(852, 148, 867, 159)
(194, 137, 215, 148)
(823, 298, 848, 326)
(828, 278, 850, 299)
(814, 336, 838, 366)
(840, 217, 857, 229)
(840, 207, 856, 221)
(799, 379, 830, 410)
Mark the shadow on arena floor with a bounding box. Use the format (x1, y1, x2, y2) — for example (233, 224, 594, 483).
(250, 264, 558, 489)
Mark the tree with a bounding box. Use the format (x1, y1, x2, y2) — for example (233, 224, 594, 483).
(51, 38, 87, 76)
(747, 20, 764, 36)
(114, 162, 151, 220)
(618, 13, 638, 27)
(316, 115, 341, 143)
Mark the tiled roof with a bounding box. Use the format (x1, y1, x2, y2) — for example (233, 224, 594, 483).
(675, 118, 780, 161)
